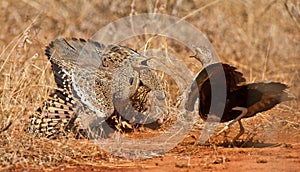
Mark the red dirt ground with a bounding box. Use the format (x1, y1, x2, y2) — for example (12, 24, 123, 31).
(37, 139, 300, 172)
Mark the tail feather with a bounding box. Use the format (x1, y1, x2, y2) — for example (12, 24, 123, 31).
(26, 88, 82, 138)
(247, 81, 292, 102)
(241, 81, 292, 117)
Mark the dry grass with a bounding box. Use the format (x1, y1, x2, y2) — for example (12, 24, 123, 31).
(0, 0, 299, 170)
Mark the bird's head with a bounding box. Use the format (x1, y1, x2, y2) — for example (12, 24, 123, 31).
(190, 46, 215, 66)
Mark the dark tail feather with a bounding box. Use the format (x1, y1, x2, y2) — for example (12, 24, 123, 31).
(247, 81, 292, 102)
(229, 81, 293, 117)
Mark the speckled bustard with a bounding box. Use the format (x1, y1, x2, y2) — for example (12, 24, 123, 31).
(27, 38, 165, 139)
(185, 46, 292, 143)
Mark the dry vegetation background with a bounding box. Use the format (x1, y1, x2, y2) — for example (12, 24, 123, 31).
(0, 0, 299, 171)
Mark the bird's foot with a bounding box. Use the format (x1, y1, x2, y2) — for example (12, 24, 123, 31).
(216, 125, 230, 136)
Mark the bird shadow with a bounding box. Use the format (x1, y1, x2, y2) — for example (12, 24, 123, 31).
(212, 140, 291, 148)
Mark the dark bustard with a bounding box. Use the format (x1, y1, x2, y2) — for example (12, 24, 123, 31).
(186, 46, 292, 143)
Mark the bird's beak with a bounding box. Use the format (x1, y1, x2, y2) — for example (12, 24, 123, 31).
(131, 57, 153, 71)
(139, 57, 153, 66)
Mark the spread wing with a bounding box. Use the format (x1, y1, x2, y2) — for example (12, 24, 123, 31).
(185, 63, 246, 112)
(28, 38, 164, 138)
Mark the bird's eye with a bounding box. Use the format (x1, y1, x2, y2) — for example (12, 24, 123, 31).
(141, 59, 148, 66)
(129, 77, 134, 85)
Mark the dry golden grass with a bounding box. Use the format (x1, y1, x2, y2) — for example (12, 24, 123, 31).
(0, 0, 299, 170)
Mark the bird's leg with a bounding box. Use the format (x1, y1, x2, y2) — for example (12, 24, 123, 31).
(232, 120, 245, 143)
(216, 107, 248, 136)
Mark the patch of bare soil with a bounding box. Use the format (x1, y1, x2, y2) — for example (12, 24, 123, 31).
(38, 135, 300, 172)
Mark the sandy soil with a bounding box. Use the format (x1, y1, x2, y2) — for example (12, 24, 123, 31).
(23, 134, 300, 172)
